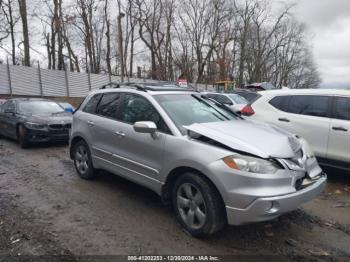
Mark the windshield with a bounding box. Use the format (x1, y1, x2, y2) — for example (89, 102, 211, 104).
(154, 94, 238, 134)
(18, 101, 65, 115)
(228, 94, 248, 104)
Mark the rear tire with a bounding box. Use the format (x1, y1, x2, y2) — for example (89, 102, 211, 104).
(18, 125, 29, 149)
(72, 140, 97, 179)
(172, 172, 226, 237)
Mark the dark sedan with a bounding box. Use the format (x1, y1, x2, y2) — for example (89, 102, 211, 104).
(0, 98, 72, 148)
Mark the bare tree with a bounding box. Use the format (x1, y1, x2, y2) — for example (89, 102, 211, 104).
(104, 0, 111, 75)
(1, 0, 19, 64)
(18, 0, 30, 66)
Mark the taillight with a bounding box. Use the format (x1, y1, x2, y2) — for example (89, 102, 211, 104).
(241, 105, 255, 116)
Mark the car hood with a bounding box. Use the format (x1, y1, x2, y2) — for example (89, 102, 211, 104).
(184, 120, 297, 159)
(25, 112, 72, 125)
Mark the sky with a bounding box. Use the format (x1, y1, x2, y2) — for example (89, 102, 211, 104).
(1, 0, 350, 88)
(289, 0, 350, 88)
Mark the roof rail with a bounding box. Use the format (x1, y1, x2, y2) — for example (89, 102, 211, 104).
(100, 81, 197, 92)
(99, 82, 120, 89)
(99, 82, 147, 92)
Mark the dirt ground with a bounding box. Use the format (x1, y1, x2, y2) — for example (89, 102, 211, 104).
(0, 138, 350, 261)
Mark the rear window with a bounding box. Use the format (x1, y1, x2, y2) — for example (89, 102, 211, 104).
(236, 92, 261, 103)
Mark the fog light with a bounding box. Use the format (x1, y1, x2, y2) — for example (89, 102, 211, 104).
(266, 201, 280, 214)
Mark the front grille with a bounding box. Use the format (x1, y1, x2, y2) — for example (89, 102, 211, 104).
(49, 123, 71, 130)
(50, 124, 64, 129)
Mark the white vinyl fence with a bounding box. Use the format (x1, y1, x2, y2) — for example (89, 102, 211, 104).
(0, 64, 212, 97)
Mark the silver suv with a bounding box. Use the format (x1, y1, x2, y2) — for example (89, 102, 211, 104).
(70, 83, 327, 237)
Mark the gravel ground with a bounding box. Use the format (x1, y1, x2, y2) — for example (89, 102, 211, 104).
(0, 138, 350, 261)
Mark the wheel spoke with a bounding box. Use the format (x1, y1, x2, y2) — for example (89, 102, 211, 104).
(185, 209, 195, 228)
(183, 184, 194, 199)
(76, 152, 82, 161)
(195, 207, 206, 225)
(177, 195, 190, 208)
(193, 191, 204, 206)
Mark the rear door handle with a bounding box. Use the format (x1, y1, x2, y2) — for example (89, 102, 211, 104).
(87, 121, 95, 127)
(332, 126, 348, 132)
(115, 131, 126, 137)
(278, 118, 290, 123)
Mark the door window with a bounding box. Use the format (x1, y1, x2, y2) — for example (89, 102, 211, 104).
(96, 93, 121, 119)
(269, 96, 289, 111)
(120, 93, 170, 134)
(287, 95, 329, 118)
(3, 101, 15, 113)
(83, 94, 103, 114)
(333, 97, 350, 121)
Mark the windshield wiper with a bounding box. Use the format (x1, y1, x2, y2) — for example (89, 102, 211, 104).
(199, 94, 243, 119)
(191, 94, 231, 120)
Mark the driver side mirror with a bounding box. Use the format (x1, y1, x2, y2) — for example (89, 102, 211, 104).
(133, 121, 157, 134)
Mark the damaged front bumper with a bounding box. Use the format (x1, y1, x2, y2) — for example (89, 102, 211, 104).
(226, 173, 327, 225)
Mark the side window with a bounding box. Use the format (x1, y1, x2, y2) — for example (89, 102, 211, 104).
(96, 93, 121, 119)
(83, 94, 102, 114)
(3, 101, 15, 113)
(287, 95, 329, 118)
(269, 96, 289, 111)
(120, 93, 170, 134)
(333, 97, 350, 121)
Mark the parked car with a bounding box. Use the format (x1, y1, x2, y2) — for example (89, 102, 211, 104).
(244, 89, 350, 170)
(0, 98, 72, 148)
(70, 83, 326, 237)
(233, 89, 262, 104)
(244, 82, 277, 91)
(57, 101, 75, 113)
(202, 92, 248, 113)
(0, 99, 6, 105)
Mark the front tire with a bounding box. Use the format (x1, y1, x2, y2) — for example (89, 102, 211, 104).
(172, 173, 226, 237)
(73, 140, 97, 179)
(18, 125, 29, 148)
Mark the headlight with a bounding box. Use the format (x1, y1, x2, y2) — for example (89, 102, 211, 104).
(223, 154, 281, 174)
(24, 122, 48, 130)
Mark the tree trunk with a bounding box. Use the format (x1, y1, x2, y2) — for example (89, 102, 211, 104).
(18, 0, 30, 66)
(7, 0, 16, 65)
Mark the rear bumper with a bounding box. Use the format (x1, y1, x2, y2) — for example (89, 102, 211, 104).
(226, 173, 327, 225)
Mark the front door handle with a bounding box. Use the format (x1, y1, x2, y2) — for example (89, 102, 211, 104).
(115, 131, 126, 137)
(332, 126, 348, 132)
(278, 118, 290, 123)
(87, 121, 95, 127)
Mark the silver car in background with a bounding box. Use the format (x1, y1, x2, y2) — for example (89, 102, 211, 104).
(70, 83, 326, 237)
(202, 92, 248, 113)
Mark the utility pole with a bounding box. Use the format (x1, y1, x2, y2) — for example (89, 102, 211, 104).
(118, 12, 125, 82)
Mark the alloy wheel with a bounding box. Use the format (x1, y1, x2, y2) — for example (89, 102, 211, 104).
(176, 183, 207, 230)
(75, 145, 89, 175)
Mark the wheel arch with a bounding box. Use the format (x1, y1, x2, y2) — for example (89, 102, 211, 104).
(70, 136, 87, 159)
(161, 166, 225, 210)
